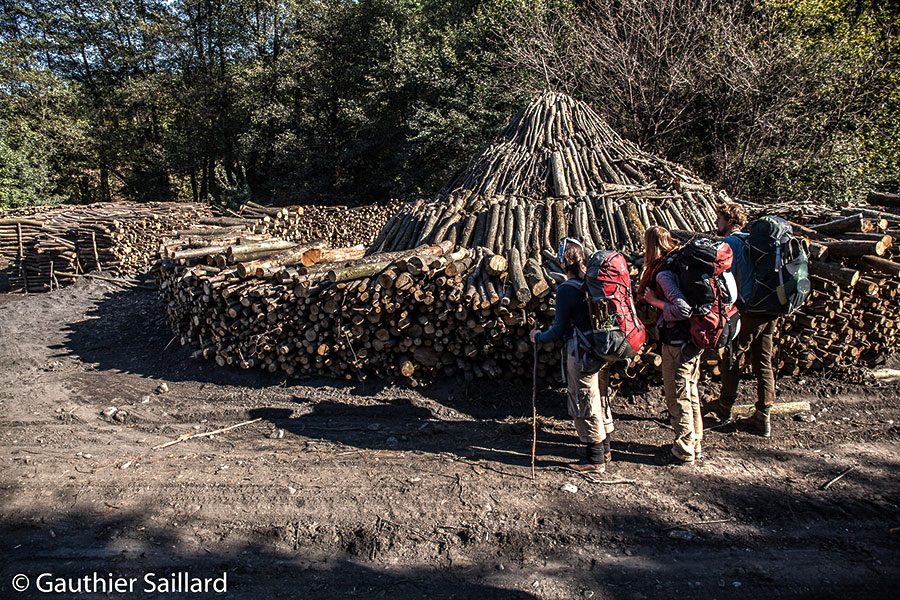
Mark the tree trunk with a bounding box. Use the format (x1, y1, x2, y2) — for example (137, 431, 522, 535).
(810, 213, 871, 235)
(860, 255, 900, 277)
(821, 240, 887, 257)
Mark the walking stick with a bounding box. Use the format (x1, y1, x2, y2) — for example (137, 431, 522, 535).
(531, 343, 538, 480)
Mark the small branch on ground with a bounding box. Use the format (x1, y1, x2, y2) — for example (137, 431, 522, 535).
(662, 519, 732, 532)
(821, 465, 855, 491)
(152, 418, 262, 450)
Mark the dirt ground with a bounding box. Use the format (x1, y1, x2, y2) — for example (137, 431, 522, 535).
(1, 277, 898, 600)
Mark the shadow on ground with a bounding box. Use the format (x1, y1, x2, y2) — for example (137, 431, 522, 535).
(53, 281, 578, 420)
(0, 509, 541, 600)
(2, 458, 898, 600)
(54, 283, 286, 389)
(247, 401, 575, 471)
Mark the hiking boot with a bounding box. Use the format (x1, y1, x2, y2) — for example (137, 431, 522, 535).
(702, 399, 733, 423)
(655, 451, 693, 467)
(570, 460, 606, 473)
(735, 411, 771, 437)
(602, 437, 612, 463)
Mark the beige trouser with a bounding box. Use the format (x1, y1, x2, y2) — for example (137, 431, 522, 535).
(565, 345, 613, 444)
(661, 344, 702, 461)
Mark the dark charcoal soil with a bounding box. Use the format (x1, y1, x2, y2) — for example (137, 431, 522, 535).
(1, 278, 898, 599)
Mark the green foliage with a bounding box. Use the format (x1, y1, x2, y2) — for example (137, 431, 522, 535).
(0, 125, 58, 208)
(489, 0, 899, 204)
(0, 0, 896, 208)
(0, 36, 90, 208)
(230, 0, 531, 203)
(748, 0, 900, 202)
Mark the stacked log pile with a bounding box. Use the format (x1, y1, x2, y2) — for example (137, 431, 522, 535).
(0, 199, 398, 294)
(772, 209, 900, 375)
(157, 231, 567, 383)
(157, 91, 900, 385)
(1, 202, 210, 292)
(237, 200, 401, 248)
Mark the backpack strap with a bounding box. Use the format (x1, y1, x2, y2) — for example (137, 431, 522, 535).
(732, 231, 749, 244)
(628, 291, 644, 334)
(642, 249, 677, 296)
(558, 278, 589, 335)
(724, 233, 748, 295)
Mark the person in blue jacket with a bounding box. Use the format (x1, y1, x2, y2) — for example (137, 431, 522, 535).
(704, 202, 775, 437)
(530, 238, 612, 473)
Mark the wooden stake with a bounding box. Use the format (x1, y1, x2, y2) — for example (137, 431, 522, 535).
(92, 231, 101, 271)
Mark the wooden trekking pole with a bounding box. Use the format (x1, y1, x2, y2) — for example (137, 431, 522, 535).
(531, 343, 538, 479)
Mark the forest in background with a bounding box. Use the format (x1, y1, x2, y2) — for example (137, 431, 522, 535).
(0, 0, 897, 210)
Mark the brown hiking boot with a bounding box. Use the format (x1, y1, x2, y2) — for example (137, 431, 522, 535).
(702, 399, 733, 423)
(655, 451, 694, 467)
(735, 411, 771, 437)
(569, 460, 606, 473)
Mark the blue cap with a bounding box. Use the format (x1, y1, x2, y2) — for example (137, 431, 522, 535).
(557, 237, 584, 264)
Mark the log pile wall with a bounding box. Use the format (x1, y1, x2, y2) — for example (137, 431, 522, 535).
(237, 200, 402, 248)
(154, 91, 900, 384)
(157, 204, 900, 385)
(1, 202, 210, 293)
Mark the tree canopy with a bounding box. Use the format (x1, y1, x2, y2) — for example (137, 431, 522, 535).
(0, 0, 897, 209)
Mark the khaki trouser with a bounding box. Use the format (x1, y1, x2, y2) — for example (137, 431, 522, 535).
(720, 314, 777, 415)
(662, 344, 702, 461)
(565, 344, 613, 444)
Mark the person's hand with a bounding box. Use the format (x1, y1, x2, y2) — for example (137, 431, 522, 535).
(530, 329, 540, 344)
(643, 287, 658, 303)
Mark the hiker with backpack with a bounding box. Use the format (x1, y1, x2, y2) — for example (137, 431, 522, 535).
(637, 226, 679, 297)
(530, 237, 623, 473)
(703, 202, 811, 437)
(641, 227, 740, 465)
(636, 225, 679, 358)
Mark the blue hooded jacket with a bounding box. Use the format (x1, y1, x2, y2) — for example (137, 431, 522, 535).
(722, 232, 754, 301)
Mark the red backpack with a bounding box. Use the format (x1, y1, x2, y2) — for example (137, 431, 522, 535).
(569, 250, 645, 373)
(670, 238, 740, 350)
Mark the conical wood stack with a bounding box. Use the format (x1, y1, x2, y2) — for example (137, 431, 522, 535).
(372, 91, 722, 258)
